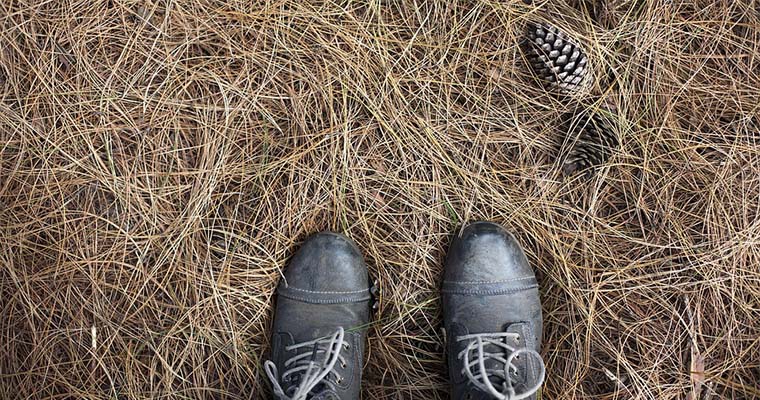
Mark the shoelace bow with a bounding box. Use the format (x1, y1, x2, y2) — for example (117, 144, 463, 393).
(265, 327, 348, 400)
(457, 332, 546, 400)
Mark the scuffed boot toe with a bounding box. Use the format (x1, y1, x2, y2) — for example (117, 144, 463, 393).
(283, 232, 369, 294)
(444, 221, 534, 285)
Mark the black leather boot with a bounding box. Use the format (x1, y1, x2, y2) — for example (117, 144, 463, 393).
(265, 232, 373, 400)
(443, 222, 545, 400)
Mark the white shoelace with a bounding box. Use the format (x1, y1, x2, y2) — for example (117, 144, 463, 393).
(265, 327, 347, 400)
(457, 332, 546, 400)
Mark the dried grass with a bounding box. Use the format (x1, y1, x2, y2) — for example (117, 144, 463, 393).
(2, 0, 759, 399)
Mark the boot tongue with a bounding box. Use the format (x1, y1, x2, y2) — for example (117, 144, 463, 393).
(464, 327, 516, 396)
(310, 388, 340, 400)
(288, 325, 344, 345)
(310, 327, 339, 339)
(483, 325, 514, 385)
(467, 390, 503, 400)
(285, 334, 343, 399)
(479, 351, 508, 393)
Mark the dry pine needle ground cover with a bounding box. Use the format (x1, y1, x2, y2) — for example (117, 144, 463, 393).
(1, 0, 760, 399)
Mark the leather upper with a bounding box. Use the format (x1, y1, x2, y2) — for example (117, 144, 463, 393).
(269, 232, 372, 400)
(443, 222, 544, 400)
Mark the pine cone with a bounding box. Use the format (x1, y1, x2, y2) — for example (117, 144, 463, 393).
(523, 22, 593, 97)
(561, 109, 618, 177)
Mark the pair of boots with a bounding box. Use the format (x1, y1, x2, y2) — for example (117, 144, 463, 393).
(264, 222, 545, 400)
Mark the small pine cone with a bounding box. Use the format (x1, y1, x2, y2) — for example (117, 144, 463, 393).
(523, 22, 593, 97)
(561, 109, 618, 177)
